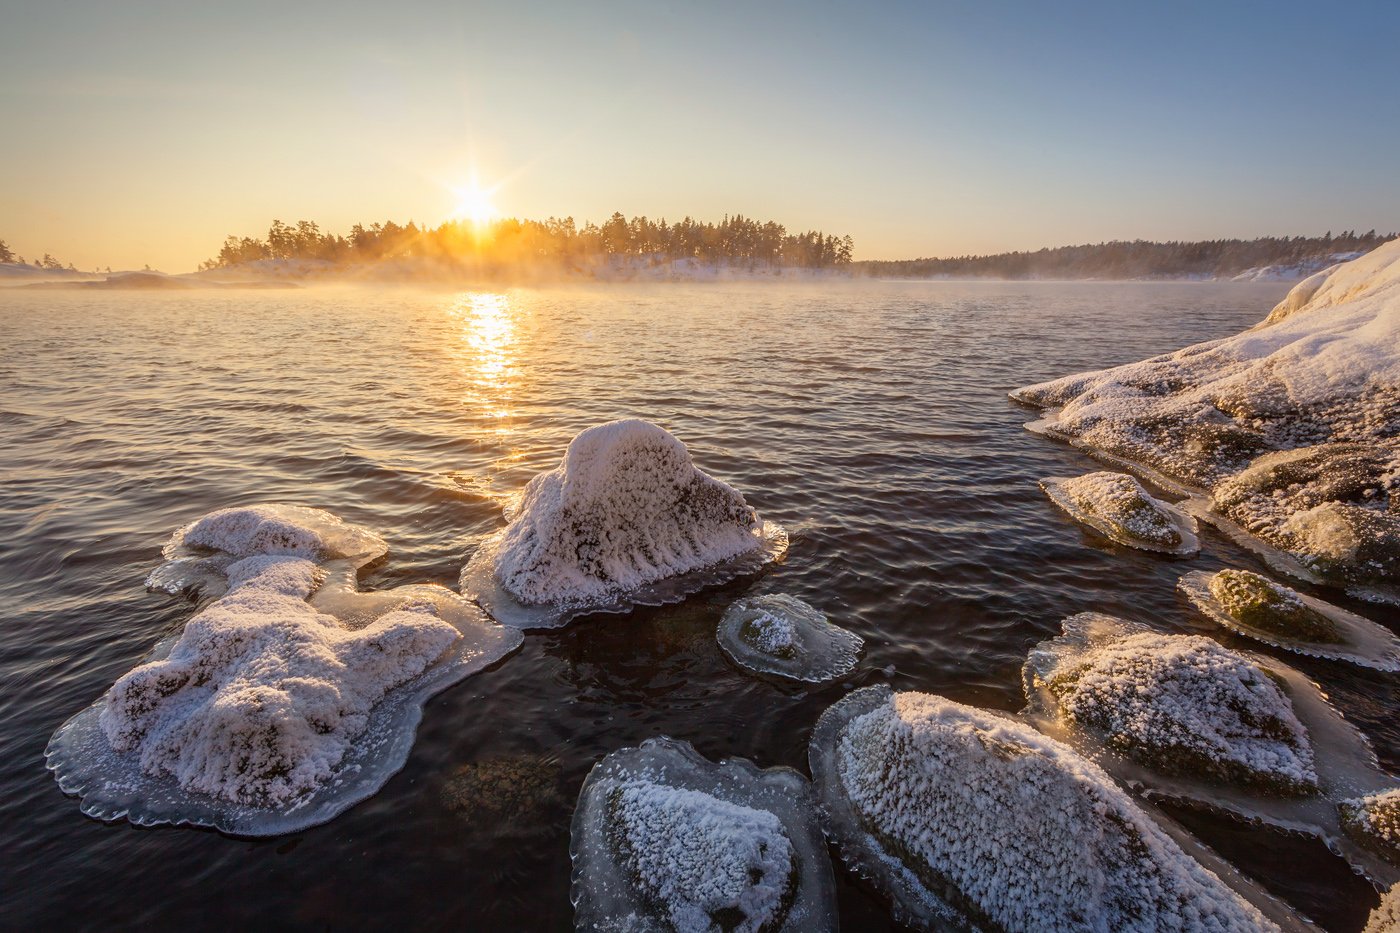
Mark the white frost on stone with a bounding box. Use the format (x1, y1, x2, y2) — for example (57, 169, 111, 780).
(1014, 239, 1400, 595)
(1040, 471, 1199, 555)
(463, 419, 787, 628)
(717, 594, 863, 684)
(813, 686, 1274, 931)
(608, 780, 794, 933)
(1368, 883, 1400, 933)
(1026, 613, 1316, 793)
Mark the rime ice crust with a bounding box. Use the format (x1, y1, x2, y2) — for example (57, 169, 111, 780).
(47, 506, 522, 836)
(463, 420, 788, 629)
(570, 737, 836, 933)
(1343, 790, 1400, 866)
(1012, 240, 1400, 600)
(716, 595, 863, 684)
(1178, 569, 1400, 670)
(1040, 471, 1200, 556)
(807, 686, 1275, 932)
(1023, 613, 1400, 885)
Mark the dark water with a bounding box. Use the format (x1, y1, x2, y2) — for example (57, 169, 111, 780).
(2, 281, 1394, 930)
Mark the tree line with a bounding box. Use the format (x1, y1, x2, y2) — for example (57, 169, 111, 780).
(201, 213, 856, 271)
(856, 231, 1396, 280)
(0, 239, 82, 271)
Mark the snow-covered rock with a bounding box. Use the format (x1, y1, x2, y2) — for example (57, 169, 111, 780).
(1025, 613, 1316, 794)
(1013, 240, 1400, 598)
(808, 686, 1276, 931)
(1368, 882, 1400, 933)
(1343, 789, 1400, 865)
(47, 505, 522, 835)
(716, 594, 863, 683)
(1040, 471, 1199, 555)
(571, 736, 835, 932)
(462, 419, 787, 629)
(1179, 569, 1400, 669)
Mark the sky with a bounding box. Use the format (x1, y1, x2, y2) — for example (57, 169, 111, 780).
(1, 0, 1398, 271)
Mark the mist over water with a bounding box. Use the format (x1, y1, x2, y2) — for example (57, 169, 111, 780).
(2, 280, 1394, 930)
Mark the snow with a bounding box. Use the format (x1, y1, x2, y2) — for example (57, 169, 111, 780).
(1027, 613, 1316, 793)
(1178, 569, 1400, 670)
(608, 780, 794, 932)
(47, 504, 522, 835)
(716, 594, 863, 683)
(571, 736, 836, 933)
(810, 685, 1273, 931)
(1040, 471, 1199, 555)
(462, 419, 787, 629)
(1013, 239, 1400, 597)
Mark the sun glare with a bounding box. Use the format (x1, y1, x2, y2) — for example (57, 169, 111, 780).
(451, 182, 500, 226)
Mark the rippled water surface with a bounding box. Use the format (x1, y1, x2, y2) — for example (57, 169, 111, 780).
(3, 281, 1395, 930)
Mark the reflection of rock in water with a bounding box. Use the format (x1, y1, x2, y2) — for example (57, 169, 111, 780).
(441, 753, 565, 834)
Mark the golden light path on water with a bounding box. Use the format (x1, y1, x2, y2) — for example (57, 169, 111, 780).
(446, 291, 529, 503)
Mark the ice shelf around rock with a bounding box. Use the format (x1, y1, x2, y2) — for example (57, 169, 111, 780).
(461, 420, 787, 629)
(716, 594, 862, 684)
(807, 685, 1301, 931)
(1013, 240, 1400, 602)
(570, 736, 836, 933)
(1040, 471, 1199, 556)
(1179, 569, 1400, 670)
(1022, 613, 1400, 885)
(46, 505, 523, 836)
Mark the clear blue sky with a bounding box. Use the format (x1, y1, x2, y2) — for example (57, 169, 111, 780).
(2, 0, 1397, 270)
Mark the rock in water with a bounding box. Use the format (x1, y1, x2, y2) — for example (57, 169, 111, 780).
(463, 419, 787, 629)
(717, 594, 863, 683)
(47, 504, 522, 835)
(1368, 883, 1400, 933)
(1025, 613, 1317, 795)
(1040, 471, 1199, 555)
(571, 736, 836, 933)
(1343, 790, 1400, 865)
(808, 686, 1277, 931)
(1013, 240, 1400, 600)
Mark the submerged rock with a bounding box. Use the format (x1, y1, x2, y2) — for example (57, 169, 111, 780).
(462, 419, 787, 629)
(1025, 613, 1317, 795)
(1179, 569, 1400, 669)
(571, 736, 835, 933)
(717, 594, 862, 683)
(1013, 240, 1400, 599)
(808, 686, 1276, 931)
(47, 505, 522, 835)
(1343, 790, 1400, 865)
(1040, 471, 1199, 555)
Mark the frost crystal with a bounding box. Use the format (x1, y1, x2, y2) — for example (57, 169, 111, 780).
(463, 419, 787, 628)
(1040, 471, 1199, 555)
(810, 686, 1274, 931)
(1014, 240, 1400, 596)
(1342, 789, 1400, 865)
(717, 594, 863, 683)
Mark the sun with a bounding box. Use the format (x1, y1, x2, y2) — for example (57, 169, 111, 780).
(451, 182, 500, 226)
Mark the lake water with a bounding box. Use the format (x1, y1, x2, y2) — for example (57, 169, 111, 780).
(2, 280, 1393, 930)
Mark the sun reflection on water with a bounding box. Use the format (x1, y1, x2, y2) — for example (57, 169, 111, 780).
(449, 292, 519, 436)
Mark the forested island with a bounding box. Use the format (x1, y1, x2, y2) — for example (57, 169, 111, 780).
(856, 231, 1396, 281)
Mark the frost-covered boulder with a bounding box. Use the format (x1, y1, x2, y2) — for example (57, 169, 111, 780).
(716, 594, 863, 683)
(1343, 790, 1400, 865)
(1367, 882, 1400, 933)
(808, 686, 1275, 931)
(47, 505, 522, 835)
(1013, 239, 1400, 597)
(571, 737, 835, 932)
(1024, 613, 1317, 795)
(1040, 471, 1199, 555)
(462, 420, 787, 629)
(1179, 569, 1400, 669)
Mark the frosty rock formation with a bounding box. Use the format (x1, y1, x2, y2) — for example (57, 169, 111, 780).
(716, 594, 863, 683)
(1040, 471, 1199, 555)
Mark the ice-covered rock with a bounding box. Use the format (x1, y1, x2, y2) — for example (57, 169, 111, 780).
(463, 419, 787, 629)
(1367, 882, 1400, 933)
(807, 685, 1278, 931)
(1013, 239, 1400, 599)
(1179, 569, 1400, 670)
(716, 594, 863, 683)
(571, 736, 835, 933)
(1040, 471, 1199, 555)
(47, 505, 522, 835)
(1343, 789, 1400, 865)
(1025, 613, 1316, 794)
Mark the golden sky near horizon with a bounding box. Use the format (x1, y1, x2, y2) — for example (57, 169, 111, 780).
(1, 1, 1398, 272)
